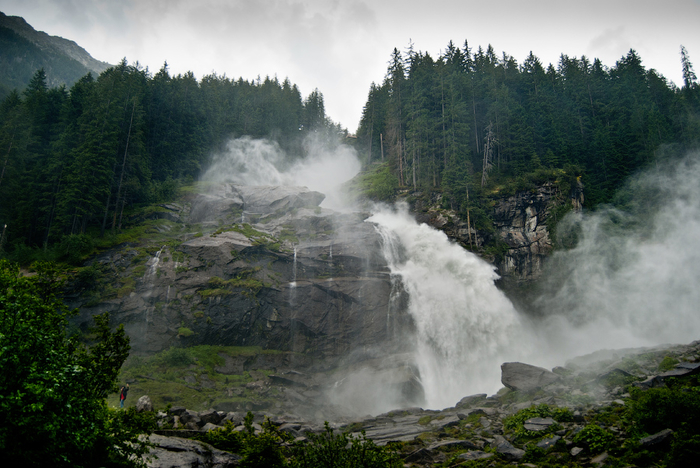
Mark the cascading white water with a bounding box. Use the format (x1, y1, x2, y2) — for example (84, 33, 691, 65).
(291, 245, 298, 288)
(142, 246, 165, 338)
(368, 204, 530, 409)
(144, 246, 164, 281)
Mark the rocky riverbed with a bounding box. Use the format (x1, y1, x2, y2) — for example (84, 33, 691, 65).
(139, 339, 700, 467)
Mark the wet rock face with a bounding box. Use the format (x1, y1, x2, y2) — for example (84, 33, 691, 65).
(413, 183, 563, 283)
(491, 183, 559, 281)
(71, 184, 408, 363)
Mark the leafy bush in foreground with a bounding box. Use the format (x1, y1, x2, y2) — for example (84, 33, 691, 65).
(0, 260, 153, 467)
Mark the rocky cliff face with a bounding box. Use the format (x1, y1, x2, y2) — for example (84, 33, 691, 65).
(72, 184, 411, 368)
(69, 181, 572, 417)
(491, 183, 562, 282)
(71, 182, 568, 371)
(412, 182, 565, 283)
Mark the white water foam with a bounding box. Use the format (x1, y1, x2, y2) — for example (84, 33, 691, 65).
(368, 203, 530, 408)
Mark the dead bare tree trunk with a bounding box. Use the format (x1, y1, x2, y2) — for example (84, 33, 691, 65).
(380, 133, 384, 161)
(466, 183, 473, 249)
(481, 122, 496, 187)
(111, 100, 136, 234)
(0, 135, 13, 191)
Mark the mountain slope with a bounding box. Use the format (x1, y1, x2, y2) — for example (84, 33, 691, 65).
(0, 11, 112, 98)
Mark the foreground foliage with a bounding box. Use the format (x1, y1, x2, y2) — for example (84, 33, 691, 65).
(0, 260, 154, 467)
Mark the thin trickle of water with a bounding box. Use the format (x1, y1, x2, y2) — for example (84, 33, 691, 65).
(291, 245, 297, 288)
(142, 246, 165, 339)
(144, 246, 165, 282)
(368, 205, 529, 409)
(288, 245, 299, 353)
(329, 243, 333, 281)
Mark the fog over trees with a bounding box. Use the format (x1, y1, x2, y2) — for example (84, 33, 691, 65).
(0, 60, 344, 253)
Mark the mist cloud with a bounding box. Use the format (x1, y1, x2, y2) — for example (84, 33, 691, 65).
(532, 152, 700, 362)
(202, 135, 361, 210)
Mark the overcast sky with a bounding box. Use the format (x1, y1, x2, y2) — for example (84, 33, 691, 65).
(3, 0, 700, 132)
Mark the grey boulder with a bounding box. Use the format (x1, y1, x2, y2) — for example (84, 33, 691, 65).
(501, 362, 560, 391)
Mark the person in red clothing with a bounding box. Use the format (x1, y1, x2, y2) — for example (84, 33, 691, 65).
(119, 383, 129, 408)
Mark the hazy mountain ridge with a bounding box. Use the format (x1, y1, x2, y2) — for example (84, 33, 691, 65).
(0, 11, 112, 94)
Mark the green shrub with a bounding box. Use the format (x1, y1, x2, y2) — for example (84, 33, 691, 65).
(626, 386, 700, 435)
(75, 264, 102, 288)
(658, 355, 680, 372)
(0, 261, 150, 467)
(58, 233, 94, 264)
(196, 420, 245, 455)
(573, 424, 616, 454)
(347, 163, 399, 202)
(197, 413, 288, 468)
(522, 445, 547, 463)
(155, 347, 195, 367)
(503, 404, 572, 439)
(668, 429, 700, 468)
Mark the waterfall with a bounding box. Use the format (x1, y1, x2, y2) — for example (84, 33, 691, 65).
(142, 246, 165, 340)
(144, 246, 165, 282)
(291, 245, 297, 288)
(329, 243, 333, 281)
(368, 204, 529, 409)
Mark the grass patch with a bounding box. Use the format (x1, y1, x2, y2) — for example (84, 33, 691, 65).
(418, 415, 433, 425)
(502, 404, 572, 440)
(198, 288, 231, 299)
(206, 273, 266, 297)
(115, 345, 288, 411)
(658, 355, 680, 372)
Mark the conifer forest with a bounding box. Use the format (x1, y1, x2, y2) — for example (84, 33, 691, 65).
(1, 41, 699, 260)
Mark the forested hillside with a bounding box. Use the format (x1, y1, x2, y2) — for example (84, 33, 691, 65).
(0, 60, 344, 258)
(3, 37, 700, 264)
(356, 41, 700, 214)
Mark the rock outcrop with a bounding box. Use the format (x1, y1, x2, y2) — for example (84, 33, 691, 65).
(146, 434, 241, 468)
(410, 182, 564, 283)
(491, 183, 560, 281)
